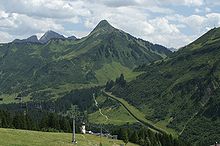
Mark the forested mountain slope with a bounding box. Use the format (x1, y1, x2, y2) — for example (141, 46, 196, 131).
(111, 27, 220, 145)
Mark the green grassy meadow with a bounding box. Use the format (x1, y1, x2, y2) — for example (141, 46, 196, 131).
(0, 128, 138, 146)
(95, 62, 141, 84)
(89, 104, 137, 125)
(88, 94, 137, 125)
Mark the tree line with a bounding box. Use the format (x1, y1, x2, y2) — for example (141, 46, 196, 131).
(0, 109, 191, 146)
(0, 109, 78, 133)
(87, 123, 191, 146)
(117, 127, 190, 146)
(105, 73, 126, 91)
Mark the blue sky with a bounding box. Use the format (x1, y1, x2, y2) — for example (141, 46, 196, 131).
(0, 0, 220, 48)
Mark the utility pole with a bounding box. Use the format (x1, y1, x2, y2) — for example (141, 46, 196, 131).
(67, 105, 79, 144)
(72, 115, 76, 144)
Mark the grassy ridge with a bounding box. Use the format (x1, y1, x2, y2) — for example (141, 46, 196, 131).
(0, 128, 138, 146)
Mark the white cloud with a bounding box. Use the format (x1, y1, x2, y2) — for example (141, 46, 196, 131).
(206, 13, 220, 27)
(82, 6, 155, 37)
(205, 7, 211, 13)
(182, 15, 205, 32)
(164, 12, 220, 47)
(0, 31, 13, 43)
(144, 32, 196, 49)
(169, 13, 220, 33)
(0, 10, 8, 18)
(0, 0, 219, 49)
(206, 1, 220, 6)
(0, 13, 15, 29)
(14, 14, 63, 35)
(149, 18, 179, 34)
(0, 11, 64, 42)
(93, 0, 137, 7)
(145, 6, 174, 14)
(184, 0, 204, 6)
(0, 0, 91, 18)
(154, 0, 204, 6)
(195, 8, 201, 13)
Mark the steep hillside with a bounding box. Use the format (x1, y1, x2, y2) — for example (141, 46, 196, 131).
(111, 27, 220, 145)
(0, 20, 171, 103)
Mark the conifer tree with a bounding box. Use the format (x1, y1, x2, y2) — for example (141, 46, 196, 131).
(105, 80, 115, 91)
(48, 113, 60, 130)
(40, 114, 49, 130)
(122, 128, 129, 145)
(60, 117, 71, 132)
(12, 113, 26, 129)
(130, 131, 139, 143)
(25, 114, 35, 130)
(115, 74, 126, 86)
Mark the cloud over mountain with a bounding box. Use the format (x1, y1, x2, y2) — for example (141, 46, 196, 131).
(0, 0, 219, 48)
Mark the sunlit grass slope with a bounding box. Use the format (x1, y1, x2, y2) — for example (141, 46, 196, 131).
(0, 128, 138, 146)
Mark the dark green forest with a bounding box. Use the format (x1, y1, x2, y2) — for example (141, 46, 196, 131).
(0, 109, 190, 146)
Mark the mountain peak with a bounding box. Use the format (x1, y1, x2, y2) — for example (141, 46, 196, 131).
(27, 35, 38, 41)
(95, 20, 114, 30)
(90, 20, 116, 35)
(96, 20, 111, 28)
(39, 30, 65, 43)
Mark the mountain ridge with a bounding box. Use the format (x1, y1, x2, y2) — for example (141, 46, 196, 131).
(0, 20, 171, 103)
(11, 31, 77, 44)
(12, 35, 39, 44)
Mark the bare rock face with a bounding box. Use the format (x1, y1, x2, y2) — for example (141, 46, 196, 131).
(39, 30, 65, 43)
